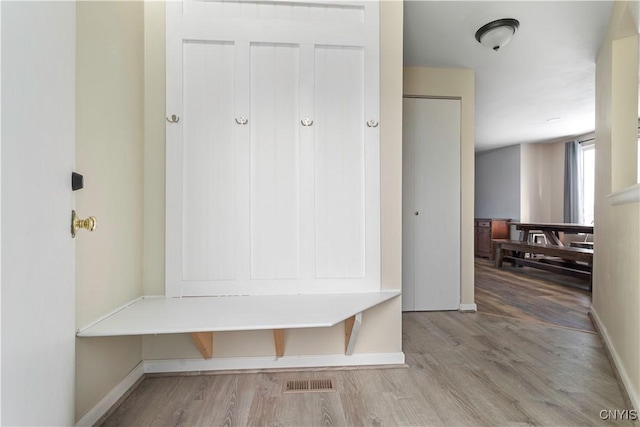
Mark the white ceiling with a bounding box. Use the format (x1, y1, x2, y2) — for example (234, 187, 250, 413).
(404, 1, 614, 151)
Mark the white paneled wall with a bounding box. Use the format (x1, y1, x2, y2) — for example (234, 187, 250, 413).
(183, 0, 365, 24)
(166, 0, 379, 296)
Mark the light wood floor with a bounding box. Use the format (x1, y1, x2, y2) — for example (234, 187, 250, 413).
(101, 265, 632, 427)
(475, 258, 595, 333)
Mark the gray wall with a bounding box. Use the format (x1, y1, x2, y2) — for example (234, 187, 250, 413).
(475, 144, 521, 222)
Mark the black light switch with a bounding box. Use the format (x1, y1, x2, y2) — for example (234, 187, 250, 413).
(72, 172, 84, 191)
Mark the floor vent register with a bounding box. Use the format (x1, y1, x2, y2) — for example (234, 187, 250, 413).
(283, 378, 336, 393)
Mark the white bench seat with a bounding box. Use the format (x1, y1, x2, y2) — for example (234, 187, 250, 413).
(77, 291, 401, 359)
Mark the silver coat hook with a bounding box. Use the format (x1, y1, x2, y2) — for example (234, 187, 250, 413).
(301, 118, 314, 127)
(366, 120, 379, 128)
(235, 117, 248, 125)
(166, 114, 180, 124)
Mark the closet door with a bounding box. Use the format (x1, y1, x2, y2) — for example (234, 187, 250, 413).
(402, 98, 461, 311)
(166, 0, 379, 297)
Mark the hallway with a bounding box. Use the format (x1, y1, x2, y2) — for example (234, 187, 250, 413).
(100, 264, 630, 426)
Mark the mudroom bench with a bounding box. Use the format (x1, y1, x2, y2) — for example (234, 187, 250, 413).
(77, 291, 401, 359)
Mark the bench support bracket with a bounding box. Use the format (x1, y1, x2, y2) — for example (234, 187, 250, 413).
(273, 329, 284, 358)
(345, 312, 362, 355)
(191, 332, 214, 359)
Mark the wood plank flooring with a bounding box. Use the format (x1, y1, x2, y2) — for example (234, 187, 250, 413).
(100, 262, 631, 426)
(475, 258, 595, 333)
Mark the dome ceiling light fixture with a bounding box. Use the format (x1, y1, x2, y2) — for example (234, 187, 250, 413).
(475, 18, 520, 51)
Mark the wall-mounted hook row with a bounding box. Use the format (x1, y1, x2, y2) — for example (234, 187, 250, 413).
(165, 115, 379, 128)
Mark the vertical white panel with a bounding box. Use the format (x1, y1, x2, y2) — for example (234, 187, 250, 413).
(234, 41, 252, 283)
(0, 4, 3, 421)
(401, 98, 416, 311)
(250, 43, 300, 279)
(182, 41, 236, 281)
(412, 98, 461, 311)
(315, 46, 365, 279)
(298, 44, 316, 281)
(363, 1, 380, 287)
(165, 0, 185, 296)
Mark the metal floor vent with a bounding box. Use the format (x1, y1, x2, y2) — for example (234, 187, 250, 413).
(283, 378, 336, 393)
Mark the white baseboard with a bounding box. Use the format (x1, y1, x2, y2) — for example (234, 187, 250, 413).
(590, 307, 639, 411)
(144, 352, 406, 374)
(459, 303, 477, 312)
(75, 362, 145, 427)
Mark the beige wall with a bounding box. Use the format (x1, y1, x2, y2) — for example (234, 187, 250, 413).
(593, 0, 640, 410)
(611, 33, 639, 191)
(403, 67, 475, 305)
(142, 1, 404, 360)
(143, 1, 166, 296)
(520, 141, 564, 223)
(378, 0, 404, 350)
(75, 1, 145, 420)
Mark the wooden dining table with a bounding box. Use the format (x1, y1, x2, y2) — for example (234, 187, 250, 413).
(510, 222, 594, 246)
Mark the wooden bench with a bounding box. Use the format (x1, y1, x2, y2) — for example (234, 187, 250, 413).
(493, 239, 594, 290)
(77, 291, 400, 359)
(570, 241, 594, 249)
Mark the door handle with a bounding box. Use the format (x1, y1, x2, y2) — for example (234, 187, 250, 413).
(71, 210, 97, 238)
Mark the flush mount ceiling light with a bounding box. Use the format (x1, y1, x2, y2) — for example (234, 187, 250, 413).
(475, 18, 520, 51)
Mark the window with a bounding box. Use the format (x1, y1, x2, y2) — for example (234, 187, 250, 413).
(581, 144, 595, 225)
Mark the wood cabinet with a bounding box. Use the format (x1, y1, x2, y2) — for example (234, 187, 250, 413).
(475, 219, 510, 259)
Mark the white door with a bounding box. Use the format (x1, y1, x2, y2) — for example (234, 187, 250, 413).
(1, 2, 76, 424)
(402, 98, 461, 311)
(166, 1, 380, 297)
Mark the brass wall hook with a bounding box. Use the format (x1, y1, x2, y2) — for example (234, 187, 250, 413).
(71, 210, 97, 238)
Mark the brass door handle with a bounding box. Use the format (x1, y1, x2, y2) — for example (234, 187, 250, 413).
(71, 210, 97, 238)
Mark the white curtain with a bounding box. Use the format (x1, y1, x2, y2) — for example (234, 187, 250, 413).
(563, 140, 583, 223)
